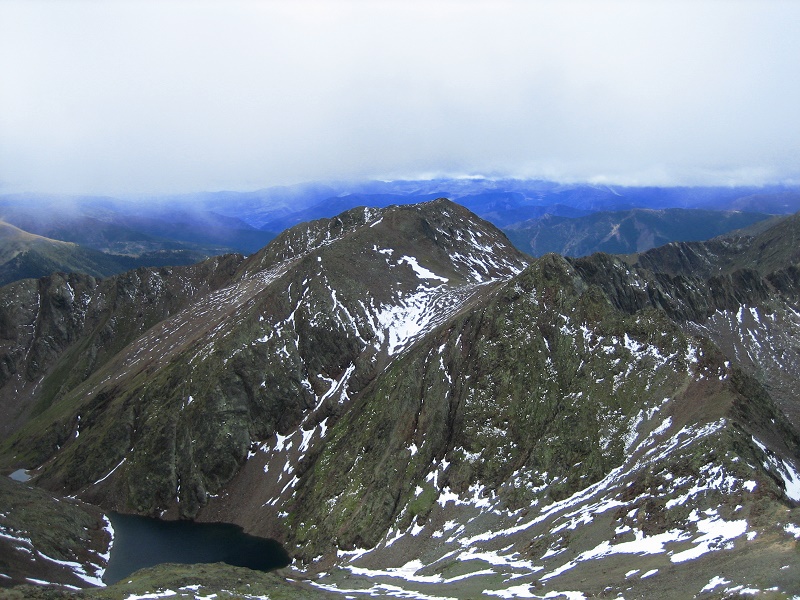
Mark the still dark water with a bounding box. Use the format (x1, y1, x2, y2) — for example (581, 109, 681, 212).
(103, 513, 290, 584)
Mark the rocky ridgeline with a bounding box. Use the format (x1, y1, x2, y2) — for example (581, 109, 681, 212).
(1, 201, 799, 598)
(0, 200, 527, 516)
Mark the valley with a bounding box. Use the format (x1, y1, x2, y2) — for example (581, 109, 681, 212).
(0, 197, 799, 598)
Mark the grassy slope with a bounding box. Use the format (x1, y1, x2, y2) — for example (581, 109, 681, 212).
(0, 477, 111, 589)
(0, 220, 210, 287)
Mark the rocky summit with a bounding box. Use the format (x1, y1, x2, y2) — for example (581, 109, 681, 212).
(1, 199, 799, 599)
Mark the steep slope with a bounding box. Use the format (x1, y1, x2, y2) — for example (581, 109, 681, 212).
(2, 201, 799, 598)
(0, 254, 246, 438)
(0, 221, 76, 264)
(280, 217, 800, 598)
(621, 212, 800, 429)
(0, 199, 528, 520)
(632, 211, 800, 279)
(278, 212, 799, 598)
(503, 208, 773, 257)
(0, 476, 112, 588)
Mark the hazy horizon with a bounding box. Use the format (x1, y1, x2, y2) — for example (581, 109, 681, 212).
(2, 1, 799, 196)
(1, 175, 799, 203)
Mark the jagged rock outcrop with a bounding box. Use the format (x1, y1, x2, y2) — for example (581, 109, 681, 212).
(570, 213, 800, 429)
(0, 255, 245, 438)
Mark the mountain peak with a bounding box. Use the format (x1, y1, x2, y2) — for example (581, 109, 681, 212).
(0, 199, 528, 515)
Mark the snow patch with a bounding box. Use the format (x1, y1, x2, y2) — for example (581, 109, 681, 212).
(399, 256, 449, 283)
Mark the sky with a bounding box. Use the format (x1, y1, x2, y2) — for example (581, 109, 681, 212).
(1, 0, 800, 195)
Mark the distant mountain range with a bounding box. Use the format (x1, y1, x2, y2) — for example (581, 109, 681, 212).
(0, 197, 277, 253)
(164, 179, 800, 231)
(1, 199, 799, 597)
(503, 208, 776, 257)
(0, 219, 211, 287)
(0, 195, 278, 285)
(1, 179, 799, 287)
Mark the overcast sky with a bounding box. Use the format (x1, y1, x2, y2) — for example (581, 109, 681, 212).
(1, 0, 799, 195)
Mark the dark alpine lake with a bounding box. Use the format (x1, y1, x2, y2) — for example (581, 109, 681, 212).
(103, 512, 290, 584)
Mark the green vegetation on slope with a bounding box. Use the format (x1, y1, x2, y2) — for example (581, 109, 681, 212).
(0, 476, 110, 589)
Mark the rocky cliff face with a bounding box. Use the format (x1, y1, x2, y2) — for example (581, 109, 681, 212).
(2, 201, 799, 598)
(573, 213, 800, 430)
(0, 254, 245, 438)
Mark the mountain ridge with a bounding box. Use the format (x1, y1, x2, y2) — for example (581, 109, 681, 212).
(1, 200, 799, 598)
(3, 181, 798, 288)
(0, 199, 529, 516)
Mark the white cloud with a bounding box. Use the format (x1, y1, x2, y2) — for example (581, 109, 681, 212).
(1, 0, 799, 194)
